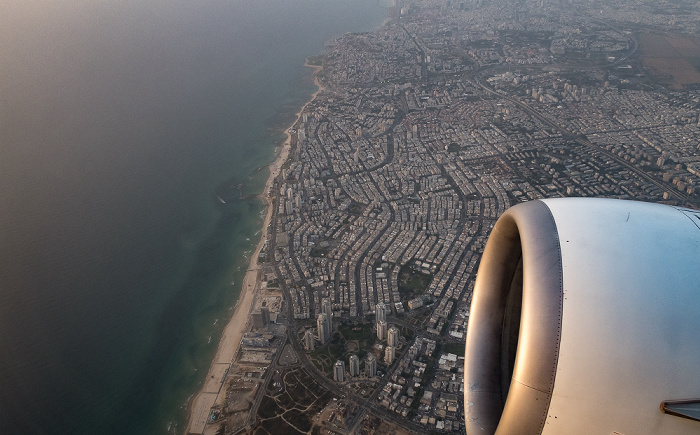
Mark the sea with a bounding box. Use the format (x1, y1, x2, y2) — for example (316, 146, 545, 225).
(0, 1, 386, 433)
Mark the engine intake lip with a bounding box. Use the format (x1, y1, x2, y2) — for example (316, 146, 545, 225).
(464, 200, 564, 435)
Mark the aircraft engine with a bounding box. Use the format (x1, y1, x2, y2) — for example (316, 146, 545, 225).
(464, 198, 700, 434)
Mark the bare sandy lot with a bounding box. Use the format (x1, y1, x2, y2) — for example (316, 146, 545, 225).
(640, 33, 700, 89)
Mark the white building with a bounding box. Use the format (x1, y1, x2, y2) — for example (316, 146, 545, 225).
(377, 319, 388, 341)
(376, 302, 387, 323)
(384, 346, 395, 364)
(317, 313, 330, 344)
(349, 354, 360, 377)
(388, 326, 399, 347)
(366, 354, 377, 377)
(321, 297, 333, 329)
(334, 360, 345, 382)
(304, 329, 315, 351)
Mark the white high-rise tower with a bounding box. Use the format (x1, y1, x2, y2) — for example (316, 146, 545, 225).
(376, 302, 387, 323)
(304, 329, 315, 351)
(334, 360, 345, 382)
(349, 355, 360, 377)
(366, 354, 377, 377)
(317, 313, 330, 344)
(377, 319, 388, 341)
(384, 346, 395, 364)
(388, 326, 399, 347)
(322, 298, 333, 330)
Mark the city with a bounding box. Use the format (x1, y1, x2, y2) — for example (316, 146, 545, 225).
(192, 0, 700, 433)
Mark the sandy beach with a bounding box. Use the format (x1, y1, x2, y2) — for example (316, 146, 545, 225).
(185, 60, 325, 435)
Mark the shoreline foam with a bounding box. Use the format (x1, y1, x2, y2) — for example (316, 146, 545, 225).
(184, 60, 325, 435)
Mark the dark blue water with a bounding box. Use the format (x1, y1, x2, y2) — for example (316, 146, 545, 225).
(0, 1, 385, 433)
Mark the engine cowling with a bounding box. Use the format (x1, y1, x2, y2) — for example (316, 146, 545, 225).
(464, 198, 700, 434)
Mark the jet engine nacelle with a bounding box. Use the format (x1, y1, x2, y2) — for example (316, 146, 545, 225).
(464, 198, 700, 434)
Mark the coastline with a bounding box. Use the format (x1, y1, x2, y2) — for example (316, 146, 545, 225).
(185, 60, 325, 435)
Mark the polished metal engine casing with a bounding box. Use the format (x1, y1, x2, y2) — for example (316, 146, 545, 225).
(464, 198, 700, 435)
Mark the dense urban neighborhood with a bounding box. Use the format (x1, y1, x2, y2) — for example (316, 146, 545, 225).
(193, 0, 700, 433)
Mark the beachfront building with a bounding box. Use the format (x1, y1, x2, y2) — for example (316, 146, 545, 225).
(366, 354, 377, 377)
(317, 313, 330, 344)
(251, 307, 269, 330)
(349, 354, 360, 377)
(384, 346, 395, 365)
(304, 329, 315, 351)
(334, 360, 345, 382)
(377, 319, 388, 341)
(387, 326, 399, 347)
